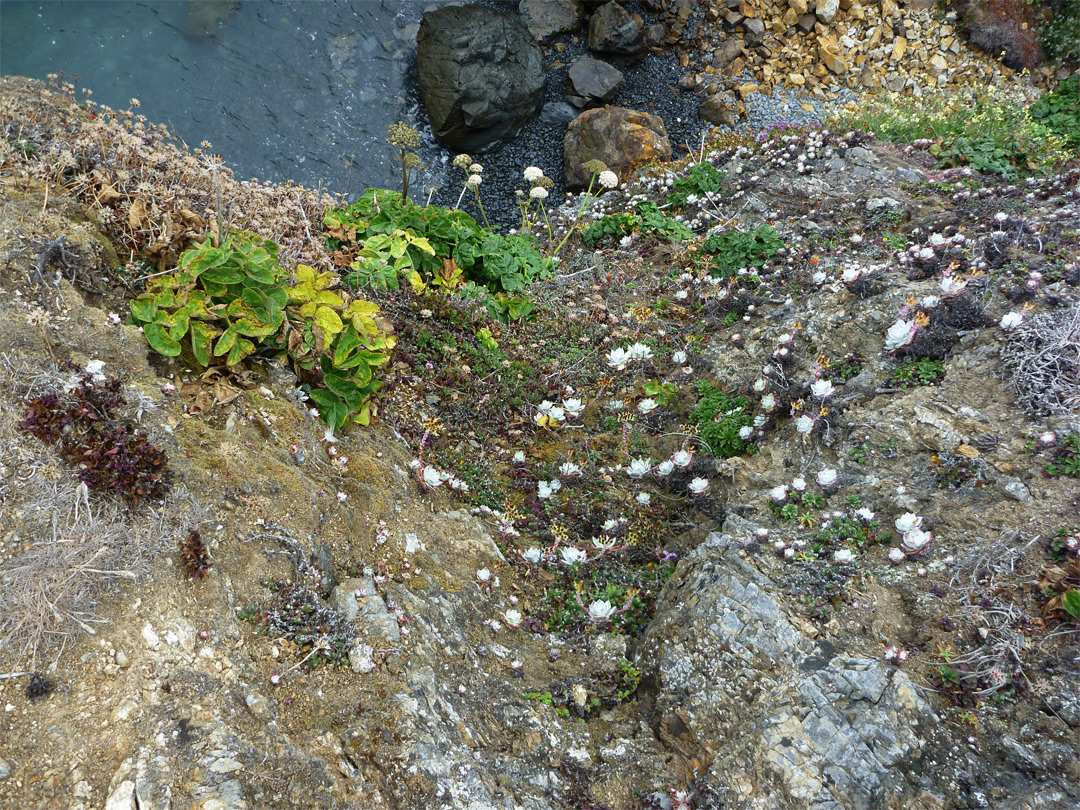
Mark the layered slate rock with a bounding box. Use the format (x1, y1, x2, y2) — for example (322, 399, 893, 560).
(416, 4, 544, 151)
(563, 106, 670, 188)
(634, 531, 936, 810)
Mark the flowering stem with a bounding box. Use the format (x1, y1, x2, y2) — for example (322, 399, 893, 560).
(454, 184, 468, 210)
(550, 173, 599, 259)
(537, 198, 553, 244)
(471, 185, 490, 230)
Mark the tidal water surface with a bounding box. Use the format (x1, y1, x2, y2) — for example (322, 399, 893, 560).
(1, 0, 455, 196)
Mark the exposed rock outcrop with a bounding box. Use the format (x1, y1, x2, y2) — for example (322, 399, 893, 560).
(563, 106, 671, 187)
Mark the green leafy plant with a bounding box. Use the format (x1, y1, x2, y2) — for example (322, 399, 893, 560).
(634, 200, 694, 243)
(327, 190, 552, 295)
(1029, 74, 1080, 150)
(697, 225, 784, 279)
(893, 358, 946, 387)
(1064, 590, 1080, 620)
(130, 231, 287, 367)
(1045, 434, 1080, 478)
(131, 233, 395, 431)
(643, 380, 679, 407)
(690, 381, 754, 458)
(1050, 526, 1080, 561)
(666, 160, 726, 208)
(581, 212, 641, 248)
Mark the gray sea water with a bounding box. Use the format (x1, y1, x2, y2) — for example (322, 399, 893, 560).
(0, 0, 451, 197)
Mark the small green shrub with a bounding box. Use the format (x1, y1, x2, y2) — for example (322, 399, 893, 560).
(666, 161, 726, 208)
(1029, 74, 1080, 150)
(1045, 433, 1080, 477)
(327, 190, 552, 294)
(697, 225, 784, 279)
(131, 232, 396, 430)
(893, 358, 946, 387)
(691, 381, 754, 458)
(633, 201, 695, 243)
(581, 212, 641, 248)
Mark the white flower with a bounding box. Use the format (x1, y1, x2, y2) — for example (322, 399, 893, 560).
(522, 547, 543, 564)
(469, 163, 483, 174)
(792, 477, 807, 492)
(597, 170, 618, 189)
(929, 232, 946, 247)
(638, 398, 659, 415)
(655, 460, 675, 477)
(606, 347, 632, 370)
(884, 319, 918, 352)
(560, 547, 587, 566)
(816, 468, 838, 489)
(739, 426, 754, 440)
(888, 547, 905, 564)
(813, 270, 827, 285)
(895, 513, 922, 533)
(770, 485, 789, 504)
(940, 276, 968, 299)
(592, 535, 616, 549)
(841, 267, 862, 285)
(833, 548, 856, 563)
(627, 457, 652, 478)
(563, 398, 584, 417)
(760, 393, 777, 412)
(994, 211, 1008, 223)
(529, 186, 548, 200)
(671, 350, 688, 365)
(627, 342, 653, 361)
(795, 414, 815, 435)
(513, 451, 527, 464)
(537, 481, 555, 499)
(688, 477, 710, 495)
(476, 568, 492, 582)
(423, 466, 444, 488)
(588, 599, 617, 620)
(1000, 311, 1023, 330)
(1039, 431, 1057, 447)
(752, 378, 767, 393)
(466, 174, 482, 187)
(636, 492, 651, 505)
(559, 461, 582, 478)
(918, 247, 935, 261)
(523, 166, 544, 182)
(810, 379, 835, 399)
(902, 528, 933, 554)
(672, 450, 693, 468)
(503, 609, 523, 627)
(337, 491, 348, 503)
(784, 547, 796, 560)
(920, 295, 941, 309)
(548, 406, 565, 422)
(855, 507, 875, 522)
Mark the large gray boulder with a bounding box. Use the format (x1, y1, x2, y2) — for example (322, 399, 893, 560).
(634, 531, 937, 810)
(416, 4, 544, 152)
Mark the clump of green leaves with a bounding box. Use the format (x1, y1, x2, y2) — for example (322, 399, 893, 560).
(1050, 526, 1080, 561)
(327, 190, 551, 295)
(634, 200, 694, 243)
(130, 231, 287, 367)
(581, 212, 641, 248)
(666, 160, 726, 208)
(1045, 433, 1080, 478)
(131, 232, 395, 431)
(892, 357, 946, 387)
(697, 225, 784, 279)
(690, 381, 754, 458)
(1030, 74, 1080, 151)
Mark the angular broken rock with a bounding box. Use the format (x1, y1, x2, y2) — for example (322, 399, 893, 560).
(699, 93, 738, 128)
(587, 0, 643, 55)
(566, 56, 624, 108)
(518, 0, 584, 41)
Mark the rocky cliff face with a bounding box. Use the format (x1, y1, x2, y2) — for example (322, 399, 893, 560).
(1, 68, 1079, 810)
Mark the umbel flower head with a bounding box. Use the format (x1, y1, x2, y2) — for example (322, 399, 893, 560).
(523, 166, 545, 182)
(387, 121, 421, 150)
(598, 170, 618, 189)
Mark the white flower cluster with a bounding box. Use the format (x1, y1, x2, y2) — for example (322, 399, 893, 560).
(892, 512, 933, 558)
(535, 399, 566, 425)
(606, 342, 654, 370)
(884, 318, 918, 352)
(411, 460, 469, 492)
